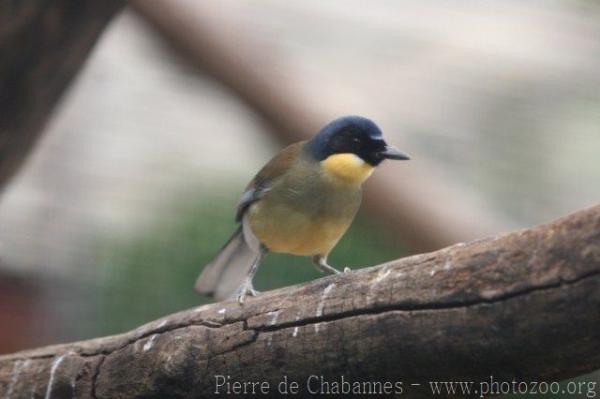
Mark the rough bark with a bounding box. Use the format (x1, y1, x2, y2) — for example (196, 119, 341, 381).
(1, 204, 599, 398)
(0, 0, 123, 193)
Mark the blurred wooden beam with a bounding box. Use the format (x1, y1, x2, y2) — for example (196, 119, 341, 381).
(0, 0, 123, 194)
(1, 204, 599, 397)
(130, 0, 504, 253)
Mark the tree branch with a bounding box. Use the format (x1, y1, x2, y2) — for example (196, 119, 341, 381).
(1, 204, 599, 398)
(0, 0, 123, 193)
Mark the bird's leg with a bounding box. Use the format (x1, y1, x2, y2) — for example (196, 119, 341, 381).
(312, 255, 351, 274)
(237, 246, 267, 305)
(248, 283, 261, 297)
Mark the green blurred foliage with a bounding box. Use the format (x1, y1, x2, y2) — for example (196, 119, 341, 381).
(87, 191, 404, 338)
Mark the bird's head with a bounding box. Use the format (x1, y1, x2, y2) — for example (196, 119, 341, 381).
(306, 116, 409, 184)
(306, 115, 409, 166)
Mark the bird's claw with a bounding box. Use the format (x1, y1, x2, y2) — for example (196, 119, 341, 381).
(236, 283, 260, 305)
(329, 266, 350, 274)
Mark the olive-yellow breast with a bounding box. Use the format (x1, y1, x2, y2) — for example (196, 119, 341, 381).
(247, 151, 367, 256)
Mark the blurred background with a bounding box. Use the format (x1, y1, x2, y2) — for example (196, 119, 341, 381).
(1, 0, 599, 356)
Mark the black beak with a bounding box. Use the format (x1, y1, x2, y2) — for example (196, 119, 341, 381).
(380, 145, 410, 160)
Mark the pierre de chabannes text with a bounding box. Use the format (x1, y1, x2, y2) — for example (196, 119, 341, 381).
(214, 375, 598, 397)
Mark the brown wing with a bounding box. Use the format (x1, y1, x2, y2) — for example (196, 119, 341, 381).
(235, 141, 305, 222)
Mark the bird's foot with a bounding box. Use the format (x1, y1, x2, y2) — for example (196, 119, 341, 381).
(312, 255, 349, 275)
(236, 288, 248, 305)
(328, 266, 352, 274)
(236, 282, 260, 305)
(329, 266, 351, 273)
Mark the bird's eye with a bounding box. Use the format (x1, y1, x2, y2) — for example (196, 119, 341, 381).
(351, 137, 361, 145)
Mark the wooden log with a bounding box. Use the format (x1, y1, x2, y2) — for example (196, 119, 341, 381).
(1, 204, 599, 398)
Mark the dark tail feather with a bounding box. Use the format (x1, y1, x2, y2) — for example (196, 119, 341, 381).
(194, 226, 259, 300)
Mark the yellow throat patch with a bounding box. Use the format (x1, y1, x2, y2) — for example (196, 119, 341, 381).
(321, 153, 374, 185)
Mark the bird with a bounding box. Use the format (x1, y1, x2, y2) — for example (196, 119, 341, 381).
(194, 115, 409, 304)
